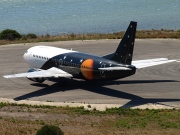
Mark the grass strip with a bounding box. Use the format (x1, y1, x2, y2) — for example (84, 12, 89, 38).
(0, 29, 180, 45)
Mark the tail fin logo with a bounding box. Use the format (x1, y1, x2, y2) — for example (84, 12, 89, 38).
(111, 21, 137, 65)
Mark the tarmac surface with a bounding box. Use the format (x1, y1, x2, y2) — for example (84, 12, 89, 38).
(0, 39, 180, 109)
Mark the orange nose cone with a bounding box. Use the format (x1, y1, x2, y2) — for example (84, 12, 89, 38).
(80, 59, 94, 80)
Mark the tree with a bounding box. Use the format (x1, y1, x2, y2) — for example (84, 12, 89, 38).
(0, 29, 21, 40)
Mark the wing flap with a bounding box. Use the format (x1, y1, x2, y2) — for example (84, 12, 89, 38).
(3, 67, 73, 78)
(132, 58, 176, 69)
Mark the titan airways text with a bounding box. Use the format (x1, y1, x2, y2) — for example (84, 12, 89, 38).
(3, 22, 176, 83)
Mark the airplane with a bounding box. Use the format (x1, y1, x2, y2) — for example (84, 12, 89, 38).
(3, 21, 176, 83)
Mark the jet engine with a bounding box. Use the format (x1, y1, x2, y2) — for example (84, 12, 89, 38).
(27, 68, 45, 83)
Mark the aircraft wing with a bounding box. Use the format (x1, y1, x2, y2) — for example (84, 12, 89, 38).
(132, 58, 176, 69)
(3, 67, 73, 78)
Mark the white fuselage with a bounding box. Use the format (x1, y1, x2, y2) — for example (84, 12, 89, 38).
(23, 46, 76, 68)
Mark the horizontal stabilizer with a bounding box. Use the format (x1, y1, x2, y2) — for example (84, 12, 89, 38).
(132, 58, 176, 69)
(98, 67, 131, 71)
(3, 67, 73, 78)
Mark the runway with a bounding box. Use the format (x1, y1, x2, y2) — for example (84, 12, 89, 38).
(0, 39, 180, 109)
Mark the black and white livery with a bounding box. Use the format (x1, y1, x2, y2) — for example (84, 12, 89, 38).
(3, 22, 176, 83)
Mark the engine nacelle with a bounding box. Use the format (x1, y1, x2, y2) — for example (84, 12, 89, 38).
(27, 68, 45, 83)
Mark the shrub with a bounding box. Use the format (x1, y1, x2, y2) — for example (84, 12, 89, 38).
(36, 125, 64, 135)
(0, 29, 21, 40)
(87, 104, 91, 108)
(25, 33, 37, 39)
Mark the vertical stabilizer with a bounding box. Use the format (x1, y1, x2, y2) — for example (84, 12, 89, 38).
(108, 21, 137, 65)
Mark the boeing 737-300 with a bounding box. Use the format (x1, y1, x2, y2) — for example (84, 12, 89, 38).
(3, 21, 176, 83)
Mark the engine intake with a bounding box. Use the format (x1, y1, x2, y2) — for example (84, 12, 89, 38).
(27, 68, 45, 83)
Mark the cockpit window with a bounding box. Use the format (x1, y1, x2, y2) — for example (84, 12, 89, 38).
(25, 51, 28, 54)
